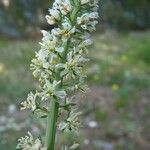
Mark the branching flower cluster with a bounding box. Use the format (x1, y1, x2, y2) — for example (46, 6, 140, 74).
(17, 0, 99, 149)
(17, 132, 46, 150)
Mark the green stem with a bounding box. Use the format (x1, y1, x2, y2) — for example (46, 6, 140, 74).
(45, 97, 59, 150)
(45, 2, 80, 150)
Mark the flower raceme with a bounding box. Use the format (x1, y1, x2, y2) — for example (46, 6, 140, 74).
(17, 0, 99, 149)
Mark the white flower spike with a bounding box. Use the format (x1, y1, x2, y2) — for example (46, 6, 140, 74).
(18, 0, 99, 149)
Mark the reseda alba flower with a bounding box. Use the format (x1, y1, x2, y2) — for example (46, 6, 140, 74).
(54, 0, 72, 15)
(58, 109, 82, 131)
(42, 80, 67, 100)
(21, 92, 37, 111)
(46, 9, 60, 25)
(17, 132, 46, 150)
(77, 12, 99, 31)
(40, 30, 57, 50)
(52, 20, 76, 41)
(61, 143, 79, 150)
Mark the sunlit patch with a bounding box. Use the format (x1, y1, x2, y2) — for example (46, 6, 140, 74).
(121, 55, 128, 62)
(100, 44, 109, 50)
(93, 74, 99, 81)
(111, 45, 119, 51)
(111, 84, 119, 91)
(0, 63, 6, 74)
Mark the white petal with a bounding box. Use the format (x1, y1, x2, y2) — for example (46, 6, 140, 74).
(55, 47, 64, 53)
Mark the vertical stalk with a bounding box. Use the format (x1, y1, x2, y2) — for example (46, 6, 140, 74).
(45, 97, 59, 150)
(45, 2, 80, 150)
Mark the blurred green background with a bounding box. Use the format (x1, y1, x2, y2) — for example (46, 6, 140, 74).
(0, 0, 150, 150)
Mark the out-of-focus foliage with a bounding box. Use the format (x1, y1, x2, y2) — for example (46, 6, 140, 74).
(0, 0, 150, 38)
(0, 0, 51, 37)
(102, 0, 150, 30)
